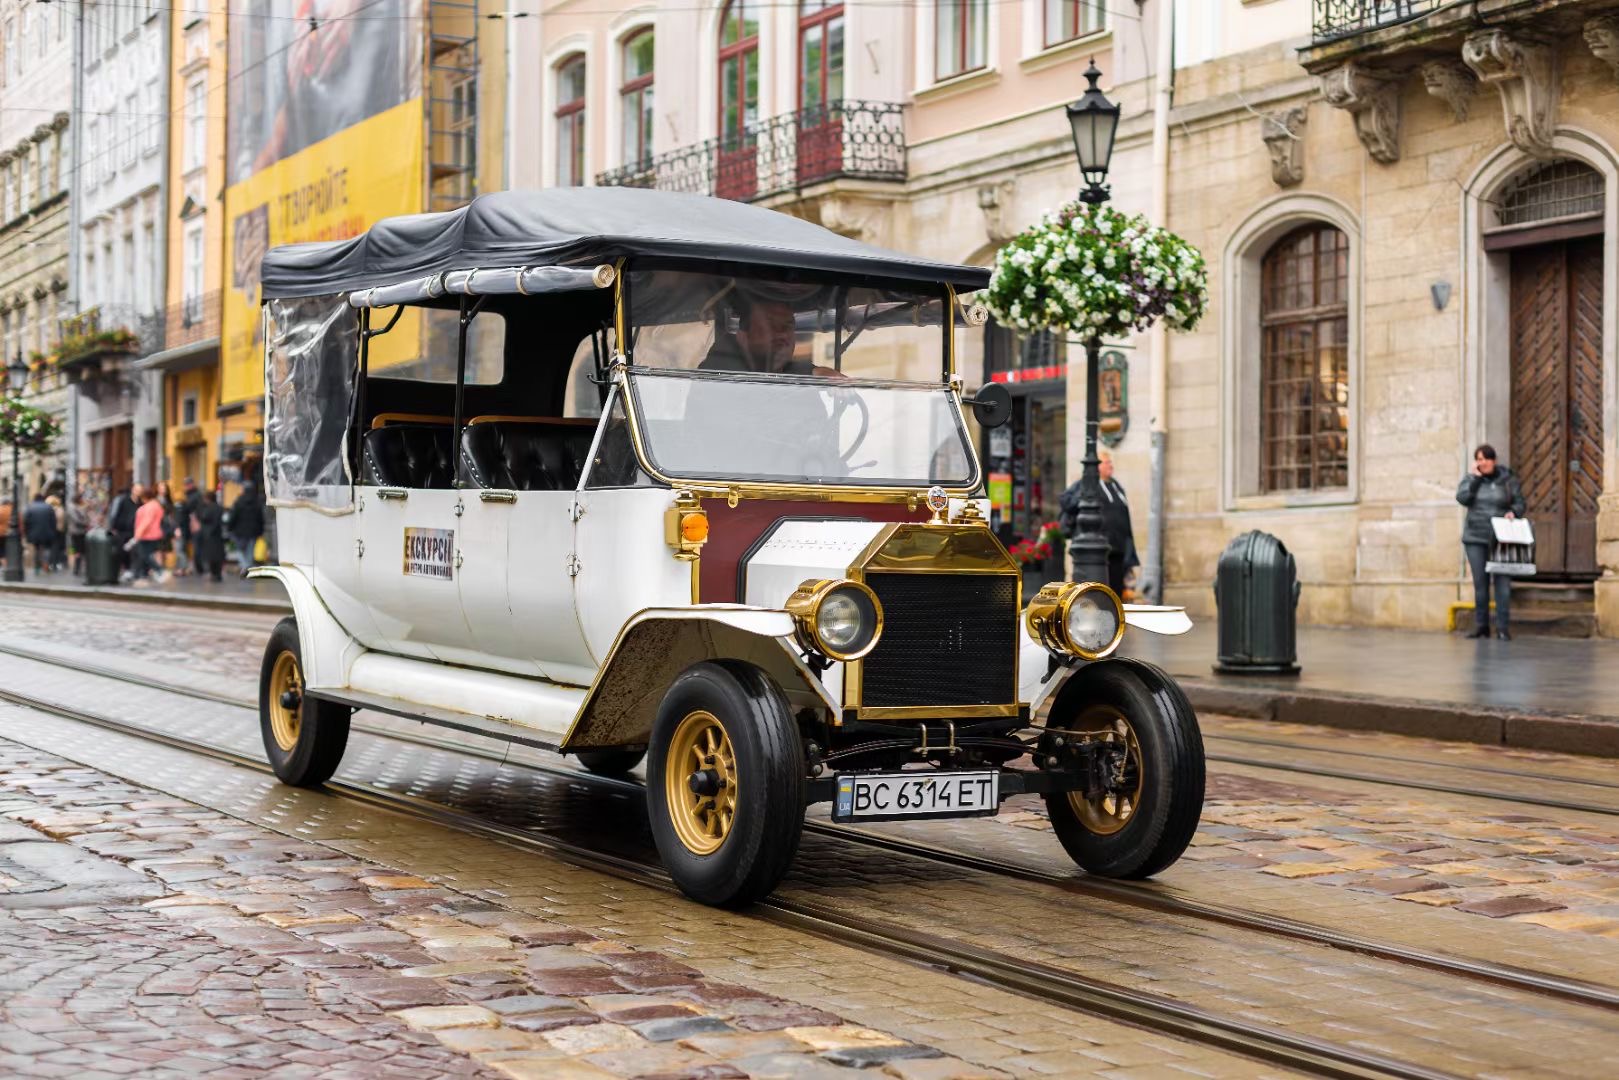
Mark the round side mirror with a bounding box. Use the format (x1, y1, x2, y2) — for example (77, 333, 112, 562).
(967, 383, 1013, 429)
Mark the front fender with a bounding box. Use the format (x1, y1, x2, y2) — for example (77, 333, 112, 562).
(560, 606, 836, 751)
(245, 565, 364, 689)
(1036, 655, 1192, 727)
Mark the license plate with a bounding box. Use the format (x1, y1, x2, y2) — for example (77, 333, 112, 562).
(832, 771, 1000, 823)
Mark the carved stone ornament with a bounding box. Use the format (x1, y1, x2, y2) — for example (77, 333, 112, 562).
(1586, 14, 1619, 79)
(49, 276, 67, 294)
(31, 124, 52, 144)
(1462, 30, 1560, 159)
(814, 195, 886, 245)
(1320, 63, 1402, 165)
(1262, 107, 1307, 188)
(977, 179, 1019, 245)
(1421, 59, 1477, 122)
(0, 150, 13, 168)
(31, 282, 48, 301)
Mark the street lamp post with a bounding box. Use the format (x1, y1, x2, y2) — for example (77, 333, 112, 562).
(1065, 62, 1122, 589)
(5, 349, 28, 583)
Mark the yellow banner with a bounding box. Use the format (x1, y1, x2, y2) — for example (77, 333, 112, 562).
(221, 98, 424, 405)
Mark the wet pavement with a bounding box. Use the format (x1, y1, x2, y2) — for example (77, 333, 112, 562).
(1125, 619, 1619, 723)
(7, 594, 1619, 1076)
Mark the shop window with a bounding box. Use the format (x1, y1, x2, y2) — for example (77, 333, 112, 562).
(554, 54, 587, 187)
(619, 29, 653, 171)
(935, 0, 986, 80)
(1043, 0, 1104, 48)
(1259, 224, 1350, 493)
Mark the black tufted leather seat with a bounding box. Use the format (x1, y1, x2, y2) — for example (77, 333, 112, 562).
(459, 421, 596, 491)
(360, 425, 456, 489)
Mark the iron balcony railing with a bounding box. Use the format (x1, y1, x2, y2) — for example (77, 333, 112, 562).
(1313, 0, 1445, 42)
(596, 100, 906, 201)
(165, 290, 221, 352)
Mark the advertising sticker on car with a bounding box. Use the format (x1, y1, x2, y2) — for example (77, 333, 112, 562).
(402, 528, 455, 579)
(832, 771, 999, 823)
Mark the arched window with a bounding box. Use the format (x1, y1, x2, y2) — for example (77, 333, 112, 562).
(935, 0, 986, 81)
(1259, 224, 1350, 493)
(718, 0, 759, 150)
(555, 54, 587, 187)
(1044, 0, 1103, 48)
(620, 29, 654, 171)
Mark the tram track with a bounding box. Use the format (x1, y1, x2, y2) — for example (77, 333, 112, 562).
(2, 637, 1619, 1024)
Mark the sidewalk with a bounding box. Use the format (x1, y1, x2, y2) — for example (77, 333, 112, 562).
(1124, 621, 1619, 757)
(0, 566, 291, 614)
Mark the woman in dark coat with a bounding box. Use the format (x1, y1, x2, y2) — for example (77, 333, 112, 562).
(193, 492, 227, 583)
(1456, 443, 1526, 640)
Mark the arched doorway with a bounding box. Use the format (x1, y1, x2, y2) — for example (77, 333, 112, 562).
(1487, 157, 1605, 576)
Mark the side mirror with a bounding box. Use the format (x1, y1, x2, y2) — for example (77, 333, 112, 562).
(965, 383, 1012, 429)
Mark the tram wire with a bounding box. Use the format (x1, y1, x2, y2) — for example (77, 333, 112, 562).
(2, 638, 1618, 1018)
(0, 674, 1470, 1080)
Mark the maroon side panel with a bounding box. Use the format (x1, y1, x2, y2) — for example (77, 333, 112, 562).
(698, 498, 929, 604)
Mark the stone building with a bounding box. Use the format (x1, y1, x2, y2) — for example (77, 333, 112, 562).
(0, 0, 72, 506)
(1152, 0, 1619, 636)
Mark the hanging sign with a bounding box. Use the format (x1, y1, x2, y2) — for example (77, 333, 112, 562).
(1100, 350, 1129, 447)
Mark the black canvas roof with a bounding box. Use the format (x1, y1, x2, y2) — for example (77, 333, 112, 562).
(259, 188, 992, 298)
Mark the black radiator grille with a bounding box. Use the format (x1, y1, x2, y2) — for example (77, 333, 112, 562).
(860, 573, 1019, 709)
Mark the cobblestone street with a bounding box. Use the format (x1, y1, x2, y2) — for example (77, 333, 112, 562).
(5, 595, 1619, 1077)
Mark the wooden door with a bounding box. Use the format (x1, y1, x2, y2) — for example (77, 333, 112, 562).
(1509, 237, 1604, 575)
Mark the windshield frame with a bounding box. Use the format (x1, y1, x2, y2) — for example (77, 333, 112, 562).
(615, 366, 984, 495)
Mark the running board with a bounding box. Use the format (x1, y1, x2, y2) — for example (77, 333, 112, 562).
(306, 687, 563, 753)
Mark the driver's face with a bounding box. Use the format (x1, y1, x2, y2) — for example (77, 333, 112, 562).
(740, 302, 796, 371)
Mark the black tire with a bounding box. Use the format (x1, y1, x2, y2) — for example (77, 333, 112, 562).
(574, 748, 647, 776)
(646, 661, 805, 907)
(258, 616, 351, 788)
(1043, 658, 1204, 879)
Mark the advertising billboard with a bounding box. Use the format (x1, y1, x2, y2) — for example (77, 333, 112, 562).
(221, 0, 425, 405)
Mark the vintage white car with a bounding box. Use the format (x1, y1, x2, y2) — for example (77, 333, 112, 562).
(251, 189, 1204, 906)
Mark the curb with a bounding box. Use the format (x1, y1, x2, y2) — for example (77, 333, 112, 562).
(1179, 677, 1619, 760)
(0, 580, 293, 617)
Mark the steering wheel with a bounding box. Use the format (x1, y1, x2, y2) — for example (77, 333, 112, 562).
(825, 385, 871, 467)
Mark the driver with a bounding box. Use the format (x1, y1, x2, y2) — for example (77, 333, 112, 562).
(701, 299, 803, 375)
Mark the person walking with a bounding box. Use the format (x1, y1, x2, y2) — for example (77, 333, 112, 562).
(45, 494, 66, 570)
(1456, 443, 1526, 640)
(176, 477, 200, 575)
(108, 484, 140, 579)
(230, 481, 265, 576)
(23, 492, 58, 574)
(130, 488, 170, 586)
(193, 491, 226, 582)
(66, 495, 88, 576)
(155, 482, 178, 576)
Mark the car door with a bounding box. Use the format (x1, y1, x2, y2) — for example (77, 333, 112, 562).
(357, 483, 477, 662)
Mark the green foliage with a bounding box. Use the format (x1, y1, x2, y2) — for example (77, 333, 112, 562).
(0, 397, 63, 451)
(985, 202, 1208, 339)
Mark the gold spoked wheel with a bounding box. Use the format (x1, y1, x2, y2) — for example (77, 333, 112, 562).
(267, 650, 303, 753)
(1065, 705, 1143, 836)
(664, 709, 737, 856)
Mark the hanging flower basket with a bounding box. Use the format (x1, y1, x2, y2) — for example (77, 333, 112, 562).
(984, 202, 1208, 339)
(0, 397, 63, 453)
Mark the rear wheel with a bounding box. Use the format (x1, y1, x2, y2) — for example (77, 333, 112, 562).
(647, 661, 805, 907)
(258, 617, 351, 787)
(574, 748, 646, 776)
(1043, 660, 1203, 879)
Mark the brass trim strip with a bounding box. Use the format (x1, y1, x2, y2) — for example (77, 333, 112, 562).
(856, 704, 1022, 721)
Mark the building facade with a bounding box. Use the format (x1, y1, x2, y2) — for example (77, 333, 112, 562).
(1153, 0, 1619, 636)
(0, 0, 72, 506)
(69, 0, 169, 519)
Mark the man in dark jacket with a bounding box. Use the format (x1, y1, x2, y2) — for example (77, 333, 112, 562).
(193, 491, 226, 582)
(230, 481, 265, 575)
(107, 484, 139, 575)
(1058, 450, 1140, 596)
(1456, 443, 1526, 640)
(23, 493, 58, 573)
(177, 477, 201, 574)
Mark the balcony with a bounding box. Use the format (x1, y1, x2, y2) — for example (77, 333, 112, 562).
(53, 306, 144, 383)
(165, 291, 220, 353)
(597, 101, 906, 203)
(1301, 1, 1619, 164)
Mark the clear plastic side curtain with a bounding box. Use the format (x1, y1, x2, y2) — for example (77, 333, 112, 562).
(264, 295, 359, 512)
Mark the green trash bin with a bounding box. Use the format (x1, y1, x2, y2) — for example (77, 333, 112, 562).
(1213, 530, 1300, 675)
(84, 528, 120, 586)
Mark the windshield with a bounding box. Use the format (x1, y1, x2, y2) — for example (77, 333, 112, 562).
(626, 269, 952, 381)
(626, 368, 978, 488)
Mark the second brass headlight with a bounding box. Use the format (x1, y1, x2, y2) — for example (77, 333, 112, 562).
(1025, 581, 1124, 660)
(785, 579, 884, 662)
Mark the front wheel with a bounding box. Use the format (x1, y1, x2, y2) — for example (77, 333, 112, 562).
(1043, 659, 1204, 879)
(259, 617, 351, 787)
(647, 661, 805, 907)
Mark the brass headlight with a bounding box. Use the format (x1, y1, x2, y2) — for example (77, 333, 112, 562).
(1025, 581, 1124, 660)
(785, 579, 884, 662)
